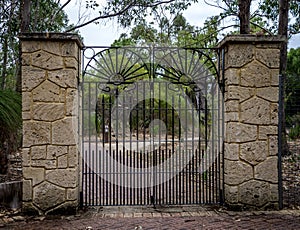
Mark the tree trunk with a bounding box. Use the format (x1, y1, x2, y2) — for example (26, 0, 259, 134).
(16, 0, 30, 92)
(20, 0, 30, 32)
(278, 0, 290, 156)
(238, 0, 252, 34)
(1, 36, 8, 90)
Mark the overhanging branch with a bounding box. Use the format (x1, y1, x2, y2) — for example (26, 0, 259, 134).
(64, 0, 177, 33)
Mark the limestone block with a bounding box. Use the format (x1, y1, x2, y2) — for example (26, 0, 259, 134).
(22, 111, 32, 120)
(22, 41, 41, 53)
(22, 180, 32, 201)
(257, 87, 278, 103)
(240, 97, 270, 125)
(225, 100, 239, 112)
(46, 169, 78, 188)
(22, 53, 31, 66)
(47, 145, 68, 160)
(258, 126, 277, 140)
(270, 184, 279, 202)
(32, 80, 60, 102)
(33, 181, 65, 211)
(255, 157, 278, 183)
(23, 121, 51, 147)
(256, 48, 280, 68)
(33, 103, 65, 121)
(226, 85, 255, 102)
(224, 143, 239, 160)
(31, 145, 47, 160)
(240, 141, 267, 165)
(41, 41, 61, 55)
(256, 43, 282, 49)
(240, 61, 271, 87)
(225, 68, 240, 85)
(22, 148, 30, 167)
(31, 50, 64, 70)
(23, 167, 45, 186)
(227, 44, 254, 67)
(52, 118, 77, 145)
(22, 66, 46, 91)
(64, 57, 78, 69)
(226, 122, 257, 143)
(268, 136, 278, 156)
(225, 112, 239, 122)
(270, 69, 279, 86)
(22, 92, 31, 112)
(68, 145, 79, 167)
(224, 160, 253, 185)
(224, 184, 239, 203)
(48, 69, 77, 88)
(66, 89, 78, 116)
(46, 200, 78, 215)
(59, 88, 66, 103)
(57, 155, 68, 168)
(270, 103, 278, 125)
(239, 180, 270, 207)
(31, 159, 57, 169)
(62, 42, 78, 57)
(67, 188, 78, 201)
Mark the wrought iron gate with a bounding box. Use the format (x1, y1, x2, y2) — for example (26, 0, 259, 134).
(81, 46, 224, 206)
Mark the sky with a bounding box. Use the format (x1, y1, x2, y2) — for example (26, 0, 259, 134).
(63, 1, 300, 48)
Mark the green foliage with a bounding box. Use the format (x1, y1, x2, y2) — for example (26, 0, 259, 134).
(287, 48, 300, 76)
(289, 124, 300, 140)
(0, 90, 21, 174)
(201, 0, 299, 37)
(112, 12, 219, 49)
(285, 48, 300, 120)
(0, 0, 71, 90)
(100, 0, 197, 28)
(29, 0, 70, 32)
(259, 0, 300, 35)
(0, 90, 22, 135)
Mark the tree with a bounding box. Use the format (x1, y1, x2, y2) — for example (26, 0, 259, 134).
(0, 0, 71, 91)
(285, 47, 300, 138)
(64, 0, 198, 32)
(0, 90, 21, 174)
(238, 0, 252, 34)
(278, 0, 290, 155)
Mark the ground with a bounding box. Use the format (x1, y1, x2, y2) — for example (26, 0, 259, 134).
(1, 205, 300, 229)
(282, 140, 300, 208)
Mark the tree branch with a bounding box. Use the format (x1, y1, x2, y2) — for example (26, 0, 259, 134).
(51, 0, 71, 23)
(64, 0, 177, 33)
(148, 0, 176, 7)
(250, 21, 274, 35)
(204, 0, 227, 11)
(64, 3, 135, 32)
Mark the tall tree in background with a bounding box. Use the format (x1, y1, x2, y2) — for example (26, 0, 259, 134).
(286, 48, 300, 125)
(279, 0, 290, 155)
(238, 0, 252, 34)
(0, 0, 70, 91)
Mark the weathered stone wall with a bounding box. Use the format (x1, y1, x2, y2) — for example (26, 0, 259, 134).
(20, 33, 83, 215)
(219, 35, 284, 210)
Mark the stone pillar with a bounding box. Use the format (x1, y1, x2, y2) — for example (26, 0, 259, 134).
(20, 33, 83, 215)
(219, 35, 285, 210)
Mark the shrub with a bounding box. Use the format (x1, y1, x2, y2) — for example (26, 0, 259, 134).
(289, 124, 300, 140)
(0, 90, 22, 174)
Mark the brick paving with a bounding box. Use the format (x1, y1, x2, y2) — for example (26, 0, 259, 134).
(1, 206, 300, 230)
